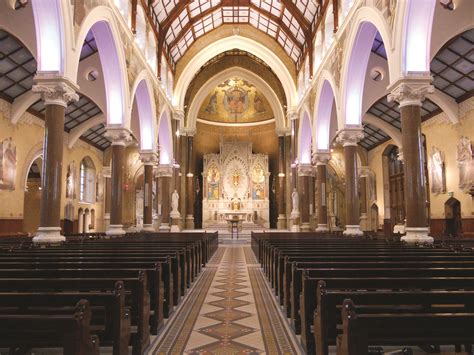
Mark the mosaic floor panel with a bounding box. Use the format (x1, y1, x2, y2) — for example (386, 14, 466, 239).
(148, 246, 300, 354)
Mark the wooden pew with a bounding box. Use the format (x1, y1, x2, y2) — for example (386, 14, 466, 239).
(0, 299, 100, 355)
(0, 281, 130, 355)
(337, 299, 474, 355)
(315, 282, 474, 355)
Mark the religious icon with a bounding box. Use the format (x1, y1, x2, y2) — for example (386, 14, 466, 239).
(207, 166, 220, 200)
(430, 146, 446, 195)
(232, 169, 241, 187)
(457, 136, 473, 192)
(205, 91, 218, 114)
(66, 161, 76, 199)
(223, 86, 249, 115)
(254, 94, 266, 113)
(252, 164, 265, 184)
(0, 137, 17, 190)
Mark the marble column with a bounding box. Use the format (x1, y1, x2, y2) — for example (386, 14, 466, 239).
(337, 128, 364, 236)
(388, 77, 434, 243)
(298, 164, 313, 231)
(288, 111, 299, 231)
(140, 152, 158, 231)
(105, 128, 131, 236)
(314, 152, 330, 232)
(359, 169, 369, 231)
(103, 166, 111, 231)
(32, 76, 78, 243)
(158, 165, 173, 231)
(186, 135, 195, 229)
(277, 135, 287, 229)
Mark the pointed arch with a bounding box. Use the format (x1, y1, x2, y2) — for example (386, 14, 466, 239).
(157, 106, 173, 165)
(130, 71, 157, 152)
(298, 110, 312, 165)
(73, 6, 130, 127)
(340, 6, 394, 126)
(314, 71, 340, 151)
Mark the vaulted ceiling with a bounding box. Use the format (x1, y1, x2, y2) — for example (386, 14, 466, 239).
(149, 0, 318, 66)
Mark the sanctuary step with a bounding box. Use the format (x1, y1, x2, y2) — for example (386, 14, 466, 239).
(204, 222, 266, 244)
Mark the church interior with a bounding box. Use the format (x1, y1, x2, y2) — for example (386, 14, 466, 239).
(0, 0, 474, 354)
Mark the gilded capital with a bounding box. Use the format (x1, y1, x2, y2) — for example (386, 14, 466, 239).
(388, 76, 434, 107)
(298, 163, 314, 176)
(140, 151, 159, 165)
(32, 75, 79, 107)
(336, 127, 364, 147)
(156, 164, 173, 177)
(313, 151, 331, 166)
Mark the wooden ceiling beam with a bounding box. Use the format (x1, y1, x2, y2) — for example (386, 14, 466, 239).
(280, 0, 311, 34)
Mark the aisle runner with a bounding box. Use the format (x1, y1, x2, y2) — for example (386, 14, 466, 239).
(150, 246, 299, 354)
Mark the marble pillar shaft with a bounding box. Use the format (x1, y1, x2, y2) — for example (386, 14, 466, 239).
(344, 145, 360, 226)
(143, 164, 153, 225)
(105, 177, 111, 214)
(300, 175, 310, 223)
(39, 104, 65, 228)
(317, 164, 328, 226)
(110, 144, 125, 225)
(277, 136, 285, 215)
(400, 104, 427, 228)
(360, 176, 367, 214)
(161, 176, 171, 225)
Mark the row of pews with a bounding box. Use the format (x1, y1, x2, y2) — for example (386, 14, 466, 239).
(251, 232, 474, 355)
(0, 231, 218, 355)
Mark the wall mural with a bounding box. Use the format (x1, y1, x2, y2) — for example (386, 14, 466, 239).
(457, 136, 474, 193)
(66, 161, 76, 199)
(0, 137, 17, 190)
(199, 78, 274, 123)
(429, 146, 446, 195)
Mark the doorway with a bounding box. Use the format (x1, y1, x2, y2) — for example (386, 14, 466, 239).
(444, 198, 462, 237)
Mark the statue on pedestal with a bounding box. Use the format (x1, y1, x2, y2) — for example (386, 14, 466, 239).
(291, 188, 300, 216)
(170, 190, 180, 218)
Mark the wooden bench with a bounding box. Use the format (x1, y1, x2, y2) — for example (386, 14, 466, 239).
(337, 299, 474, 355)
(0, 299, 100, 355)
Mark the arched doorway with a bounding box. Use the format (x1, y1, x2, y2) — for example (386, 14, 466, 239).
(22, 158, 42, 234)
(370, 203, 379, 233)
(382, 145, 404, 233)
(445, 198, 462, 237)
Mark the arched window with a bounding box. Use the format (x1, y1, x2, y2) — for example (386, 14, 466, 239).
(79, 157, 96, 203)
(147, 31, 157, 74)
(135, 5, 147, 52)
(114, 0, 130, 24)
(324, 5, 334, 49)
(313, 30, 323, 72)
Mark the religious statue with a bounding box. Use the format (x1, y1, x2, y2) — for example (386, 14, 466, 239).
(430, 146, 446, 195)
(66, 161, 75, 199)
(457, 136, 473, 192)
(171, 190, 179, 213)
(205, 91, 218, 114)
(291, 188, 299, 214)
(0, 137, 16, 190)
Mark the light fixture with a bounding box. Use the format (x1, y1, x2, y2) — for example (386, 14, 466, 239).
(278, 172, 285, 178)
(186, 172, 194, 178)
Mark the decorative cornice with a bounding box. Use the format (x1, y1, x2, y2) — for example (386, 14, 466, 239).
(313, 151, 331, 166)
(32, 74, 79, 107)
(156, 164, 173, 177)
(387, 76, 434, 108)
(180, 127, 196, 136)
(286, 109, 298, 121)
(104, 127, 132, 146)
(173, 108, 185, 121)
(140, 151, 159, 166)
(275, 127, 291, 136)
(298, 163, 314, 176)
(336, 127, 364, 147)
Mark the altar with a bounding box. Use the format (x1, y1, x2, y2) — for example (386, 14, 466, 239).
(202, 142, 270, 228)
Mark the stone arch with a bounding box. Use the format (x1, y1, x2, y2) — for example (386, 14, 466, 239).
(298, 110, 312, 165)
(73, 6, 129, 127)
(129, 71, 157, 152)
(173, 35, 297, 112)
(157, 107, 173, 165)
(20, 143, 44, 190)
(186, 67, 286, 132)
(314, 72, 340, 151)
(340, 6, 394, 126)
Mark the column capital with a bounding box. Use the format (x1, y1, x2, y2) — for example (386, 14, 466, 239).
(104, 127, 132, 146)
(32, 74, 79, 107)
(336, 127, 364, 147)
(180, 127, 196, 136)
(173, 108, 185, 121)
(286, 109, 298, 121)
(387, 76, 434, 107)
(313, 151, 331, 166)
(276, 127, 291, 136)
(298, 163, 314, 176)
(156, 164, 173, 177)
(140, 151, 158, 166)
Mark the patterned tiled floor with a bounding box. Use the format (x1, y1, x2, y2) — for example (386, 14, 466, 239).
(149, 246, 300, 354)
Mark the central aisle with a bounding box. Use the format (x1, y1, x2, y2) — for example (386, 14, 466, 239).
(149, 246, 300, 354)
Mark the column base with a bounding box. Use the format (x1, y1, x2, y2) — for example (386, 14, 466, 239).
(360, 213, 370, 231)
(106, 224, 126, 236)
(170, 217, 181, 232)
(343, 225, 363, 236)
(142, 224, 155, 232)
(277, 215, 287, 229)
(159, 223, 171, 232)
(185, 215, 194, 229)
(33, 227, 65, 244)
(301, 222, 311, 232)
(315, 224, 330, 232)
(401, 227, 433, 244)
